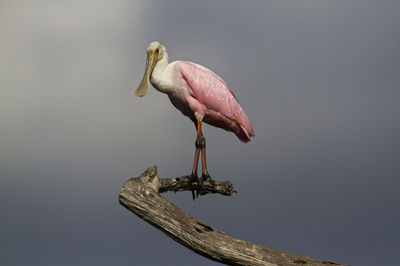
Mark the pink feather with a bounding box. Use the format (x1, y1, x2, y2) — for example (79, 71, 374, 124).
(176, 61, 254, 142)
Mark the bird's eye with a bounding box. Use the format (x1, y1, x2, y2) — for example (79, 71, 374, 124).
(156, 48, 160, 53)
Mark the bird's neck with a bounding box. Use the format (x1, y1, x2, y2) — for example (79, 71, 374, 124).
(150, 52, 169, 93)
(155, 52, 169, 72)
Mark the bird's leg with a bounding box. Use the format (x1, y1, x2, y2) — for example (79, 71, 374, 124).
(191, 146, 200, 180)
(188, 120, 202, 199)
(200, 135, 215, 187)
(189, 139, 201, 199)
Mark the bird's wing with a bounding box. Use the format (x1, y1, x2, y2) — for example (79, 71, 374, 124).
(178, 61, 254, 137)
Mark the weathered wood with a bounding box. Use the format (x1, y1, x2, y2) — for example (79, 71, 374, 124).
(158, 175, 236, 196)
(119, 166, 347, 266)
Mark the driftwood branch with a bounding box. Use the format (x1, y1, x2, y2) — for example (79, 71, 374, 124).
(119, 166, 346, 266)
(158, 174, 236, 196)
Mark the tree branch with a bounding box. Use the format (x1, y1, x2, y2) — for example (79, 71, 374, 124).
(158, 175, 236, 196)
(119, 166, 347, 266)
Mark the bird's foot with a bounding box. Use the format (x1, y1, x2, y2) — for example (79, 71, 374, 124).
(201, 173, 215, 187)
(188, 173, 199, 200)
(188, 173, 216, 199)
(196, 173, 215, 196)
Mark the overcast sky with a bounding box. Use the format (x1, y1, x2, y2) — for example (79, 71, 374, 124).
(1, 1, 399, 265)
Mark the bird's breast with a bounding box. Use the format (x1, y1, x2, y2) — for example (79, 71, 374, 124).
(168, 91, 195, 120)
(150, 61, 181, 95)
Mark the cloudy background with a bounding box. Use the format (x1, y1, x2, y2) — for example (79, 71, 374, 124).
(1, 0, 399, 265)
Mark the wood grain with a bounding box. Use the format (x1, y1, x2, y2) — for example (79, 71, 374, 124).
(119, 166, 346, 266)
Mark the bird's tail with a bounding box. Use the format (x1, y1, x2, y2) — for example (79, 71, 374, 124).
(235, 124, 255, 143)
(233, 110, 254, 143)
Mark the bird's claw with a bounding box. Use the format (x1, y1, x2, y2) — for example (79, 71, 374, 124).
(201, 173, 215, 187)
(188, 173, 199, 200)
(188, 173, 217, 200)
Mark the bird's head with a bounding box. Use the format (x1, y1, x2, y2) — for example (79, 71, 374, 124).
(135, 41, 166, 97)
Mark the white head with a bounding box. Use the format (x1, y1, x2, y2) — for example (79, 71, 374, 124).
(135, 41, 167, 97)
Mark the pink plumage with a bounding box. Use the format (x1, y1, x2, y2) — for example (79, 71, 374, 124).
(175, 61, 254, 142)
(136, 41, 254, 192)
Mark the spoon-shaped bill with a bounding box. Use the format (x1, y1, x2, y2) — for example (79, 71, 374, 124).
(135, 53, 157, 97)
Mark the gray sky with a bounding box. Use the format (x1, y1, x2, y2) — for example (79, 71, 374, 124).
(1, 0, 399, 265)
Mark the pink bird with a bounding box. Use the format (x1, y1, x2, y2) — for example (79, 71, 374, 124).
(135, 41, 254, 197)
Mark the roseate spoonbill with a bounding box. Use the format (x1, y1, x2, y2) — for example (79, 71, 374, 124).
(135, 41, 254, 197)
